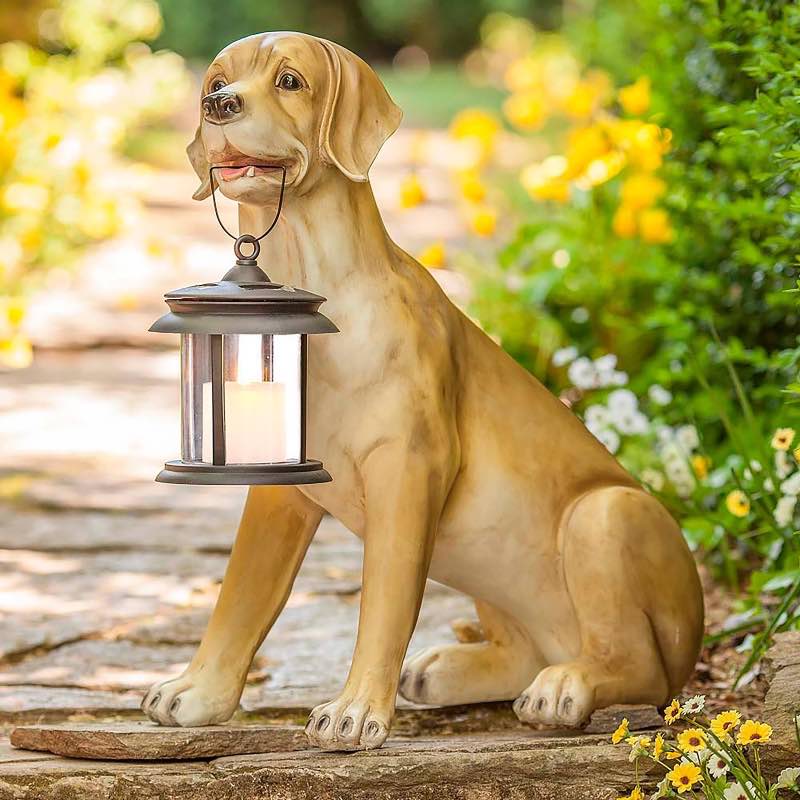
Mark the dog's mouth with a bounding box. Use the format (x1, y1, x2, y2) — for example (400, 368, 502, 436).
(212, 159, 292, 182)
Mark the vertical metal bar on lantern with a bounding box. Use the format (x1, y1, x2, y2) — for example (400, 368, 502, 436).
(210, 334, 226, 465)
(300, 335, 308, 463)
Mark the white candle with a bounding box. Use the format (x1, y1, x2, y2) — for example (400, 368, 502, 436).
(202, 381, 287, 464)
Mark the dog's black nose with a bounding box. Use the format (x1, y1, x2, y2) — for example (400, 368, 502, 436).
(201, 90, 244, 125)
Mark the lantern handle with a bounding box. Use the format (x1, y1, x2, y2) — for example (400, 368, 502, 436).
(208, 164, 287, 260)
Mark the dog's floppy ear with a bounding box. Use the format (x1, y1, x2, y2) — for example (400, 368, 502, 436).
(187, 126, 212, 201)
(318, 39, 402, 182)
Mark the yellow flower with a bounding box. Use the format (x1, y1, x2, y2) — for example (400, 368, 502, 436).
(611, 717, 630, 744)
(653, 733, 665, 759)
(563, 79, 604, 118)
(0, 333, 33, 369)
(626, 735, 652, 750)
(620, 173, 666, 210)
(5, 298, 26, 328)
(469, 207, 497, 237)
(457, 171, 487, 203)
(710, 710, 741, 740)
(772, 428, 796, 451)
(665, 751, 682, 760)
(399, 174, 426, 209)
(619, 77, 651, 116)
(677, 728, 707, 753)
(639, 208, 674, 243)
(566, 125, 611, 177)
(691, 455, 711, 480)
(726, 490, 750, 518)
(504, 55, 542, 93)
(521, 156, 570, 203)
(503, 92, 547, 131)
(611, 120, 671, 171)
(736, 720, 772, 745)
(667, 763, 702, 794)
(449, 108, 501, 154)
(612, 204, 637, 238)
(575, 151, 625, 189)
(664, 699, 682, 725)
(417, 241, 446, 269)
(618, 787, 645, 800)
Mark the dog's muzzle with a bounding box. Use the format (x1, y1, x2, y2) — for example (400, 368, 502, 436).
(202, 90, 244, 125)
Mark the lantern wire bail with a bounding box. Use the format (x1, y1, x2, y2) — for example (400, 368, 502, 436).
(208, 164, 287, 262)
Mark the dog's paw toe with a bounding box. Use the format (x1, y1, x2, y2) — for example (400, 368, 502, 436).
(513, 663, 595, 728)
(142, 673, 238, 727)
(305, 695, 391, 751)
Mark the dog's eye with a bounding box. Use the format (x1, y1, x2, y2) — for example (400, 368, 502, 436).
(210, 78, 227, 93)
(277, 73, 302, 91)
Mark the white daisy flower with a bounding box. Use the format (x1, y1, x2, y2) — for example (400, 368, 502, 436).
(641, 469, 665, 491)
(594, 427, 620, 454)
(621, 411, 650, 435)
(655, 425, 674, 444)
(775, 494, 797, 527)
(584, 404, 611, 428)
(608, 369, 629, 386)
(648, 384, 672, 406)
(676, 425, 700, 451)
(567, 357, 598, 389)
(552, 346, 578, 367)
(607, 388, 638, 413)
(776, 450, 792, 479)
(723, 782, 754, 800)
(780, 472, 800, 496)
(681, 694, 705, 715)
(777, 767, 800, 788)
(749, 459, 762, 473)
(764, 477, 775, 492)
(707, 754, 729, 779)
(593, 353, 618, 374)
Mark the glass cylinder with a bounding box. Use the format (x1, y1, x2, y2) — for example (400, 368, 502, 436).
(180, 332, 302, 465)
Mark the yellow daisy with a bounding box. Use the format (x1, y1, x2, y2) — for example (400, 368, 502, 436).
(772, 428, 796, 451)
(399, 174, 426, 209)
(611, 718, 630, 744)
(664, 698, 682, 724)
(667, 763, 702, 794)
(677, 728, 707, 753)
(665, 751, 682, 760)
(725, 490, 750, 518)
(652, 733, 665, 760)
(736, 720, 772, 745)
(691, 455, 710, 480)
(710, 710, 741, 740)
(417, 241, 446, 269)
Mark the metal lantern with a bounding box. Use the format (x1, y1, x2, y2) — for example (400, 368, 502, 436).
(150, 167, 337, 485)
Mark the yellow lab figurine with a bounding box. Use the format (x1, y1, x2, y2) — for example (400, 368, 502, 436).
(142, 32, 704, 751)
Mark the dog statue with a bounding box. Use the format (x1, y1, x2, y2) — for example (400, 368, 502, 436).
(142, 32, 704, 751)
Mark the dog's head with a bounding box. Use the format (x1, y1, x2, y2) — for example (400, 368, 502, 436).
(188, 32, 402, 203)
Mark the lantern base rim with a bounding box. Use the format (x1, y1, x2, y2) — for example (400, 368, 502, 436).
(156, 459, 332, 486)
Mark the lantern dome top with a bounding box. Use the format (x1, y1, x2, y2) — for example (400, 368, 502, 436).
(149, 260, 338, 336)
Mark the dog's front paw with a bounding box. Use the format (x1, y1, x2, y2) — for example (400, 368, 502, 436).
(142, 670, 240, 727)
(305, 692, 392, 751)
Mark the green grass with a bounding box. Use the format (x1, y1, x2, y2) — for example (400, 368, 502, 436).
(378, 63, 505, 128)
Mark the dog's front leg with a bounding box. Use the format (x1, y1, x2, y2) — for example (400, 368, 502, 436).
(306, 442, 454, 751)
(142, 485, 324, 726)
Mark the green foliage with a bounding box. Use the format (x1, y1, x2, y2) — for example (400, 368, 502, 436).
(152, 0, 561, 62)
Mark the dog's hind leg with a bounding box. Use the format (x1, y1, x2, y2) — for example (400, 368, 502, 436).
(142, 485, 324, 726)
(514, 485, 703, 728)
(399, 599, 544, 706)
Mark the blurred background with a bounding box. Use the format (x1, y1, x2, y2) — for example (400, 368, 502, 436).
(0, 0, 798, 718)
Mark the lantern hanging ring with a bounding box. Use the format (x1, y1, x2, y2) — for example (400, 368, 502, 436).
(208, 164, 287, 262)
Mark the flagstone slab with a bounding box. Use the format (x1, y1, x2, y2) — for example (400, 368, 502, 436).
(10, 722, 308, 761)
(0, 731, 655, 800)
